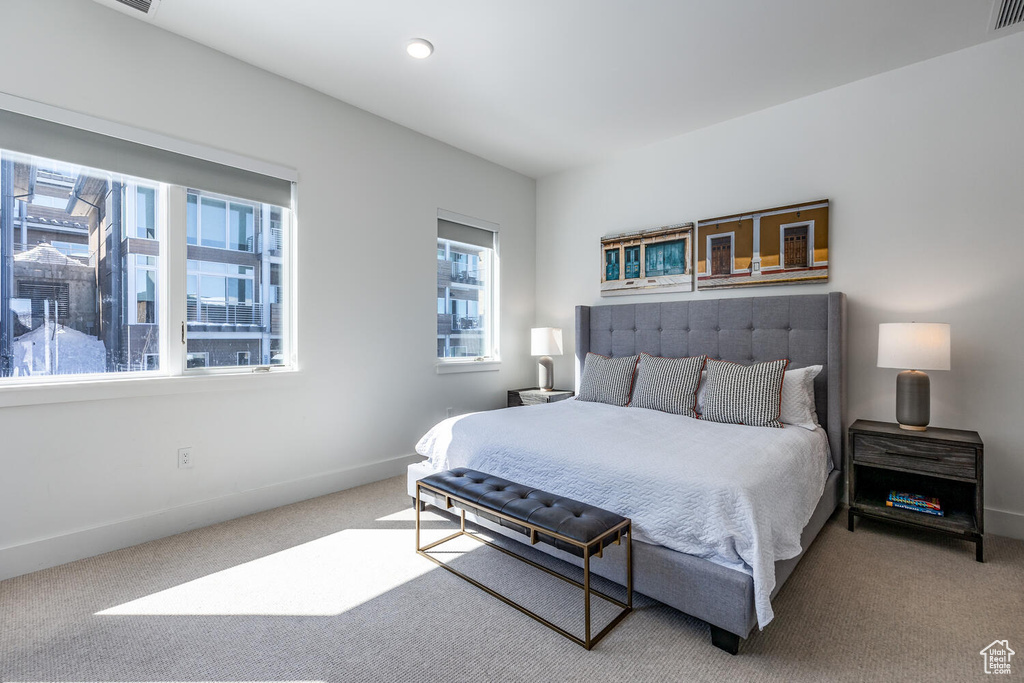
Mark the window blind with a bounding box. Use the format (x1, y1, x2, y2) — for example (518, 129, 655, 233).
(437, 218, 495, 249)
(0, 109, 292, 207)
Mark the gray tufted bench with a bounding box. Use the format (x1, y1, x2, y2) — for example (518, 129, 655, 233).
(415, 467, 632, 649)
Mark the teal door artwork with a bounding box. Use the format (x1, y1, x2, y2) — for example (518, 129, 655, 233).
(624, 246, 641, 278)
(605, 249, 619, 280)
(645, 239, 686, 277)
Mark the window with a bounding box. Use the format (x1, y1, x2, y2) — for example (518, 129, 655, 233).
(0, 106, 294, 386)
(185, 352, 208, 369)
(136, 186, 156, 239)
(133, 255, 158, 325)
(0, 151, 165, 378)
(187, 193, 255, 252)
(184, 190, 289, 370)
(436, 215, 497, 362)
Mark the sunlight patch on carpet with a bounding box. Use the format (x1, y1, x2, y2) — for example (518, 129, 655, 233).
(95, 528, 448, 616)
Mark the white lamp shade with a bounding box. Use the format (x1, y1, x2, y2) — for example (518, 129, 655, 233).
(877, 323, 950, 371)
(531, 327, 563, 356)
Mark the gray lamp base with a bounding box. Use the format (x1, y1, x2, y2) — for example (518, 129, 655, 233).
(896, 370, 930, 431)
(537, 356, 554, 391)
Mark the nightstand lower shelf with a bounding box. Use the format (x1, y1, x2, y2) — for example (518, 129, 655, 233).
(850, 498, 976, 536)
(848, 459, 983, 561)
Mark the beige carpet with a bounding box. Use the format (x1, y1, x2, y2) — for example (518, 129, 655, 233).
(2, 475, 1022, 682)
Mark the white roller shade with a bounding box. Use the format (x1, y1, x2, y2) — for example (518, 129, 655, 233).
(438, 218, 495, 250)
(0, 108, 292, 207)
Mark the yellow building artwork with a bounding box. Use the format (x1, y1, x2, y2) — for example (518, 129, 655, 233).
(600, 223, 694, 296)
(696, 200, 829, 290)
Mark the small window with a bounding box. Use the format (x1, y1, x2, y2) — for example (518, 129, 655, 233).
(236, 351, 250, 366)
(436, 216, 497, 361)
(143, 353, 160, 371)
(136, 186, 156, 239)
(185, 352, 208, 369)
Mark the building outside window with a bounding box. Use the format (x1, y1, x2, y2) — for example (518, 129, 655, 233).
(0, 150, 164, 377)
(185, 189, 288, 369)
(436, 215, 497, 361)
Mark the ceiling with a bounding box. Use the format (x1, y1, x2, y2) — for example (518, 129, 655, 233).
(93, 0, 1009, 178)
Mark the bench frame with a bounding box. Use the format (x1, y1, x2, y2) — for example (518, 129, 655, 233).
(415, 479, 633, 650)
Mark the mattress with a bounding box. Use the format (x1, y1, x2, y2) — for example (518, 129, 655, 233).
(415, 399, 831, 627)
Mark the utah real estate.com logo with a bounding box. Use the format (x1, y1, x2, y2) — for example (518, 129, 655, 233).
(980, 640, 1014, 675)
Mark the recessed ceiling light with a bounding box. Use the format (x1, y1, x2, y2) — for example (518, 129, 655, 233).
(406, 39, 433, 59)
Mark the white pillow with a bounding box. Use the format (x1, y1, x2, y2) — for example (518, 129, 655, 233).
(778, 364, 822, 430)
(696, 364, 822, 430)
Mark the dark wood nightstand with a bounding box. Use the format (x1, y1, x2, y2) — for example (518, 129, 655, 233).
(848, 419, 984, 562)
(507, 388, 574, 407)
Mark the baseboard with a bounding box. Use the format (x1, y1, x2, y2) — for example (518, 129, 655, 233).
(0, 453, 420, 582)
(985, 507, 1024, 541)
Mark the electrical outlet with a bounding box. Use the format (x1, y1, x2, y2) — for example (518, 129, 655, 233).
(446, 407, 454, 418)
(177, 447, 193, 469)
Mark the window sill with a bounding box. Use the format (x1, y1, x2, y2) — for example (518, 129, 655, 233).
(435, 360, 501, 375)
(0, 367, 300, 409)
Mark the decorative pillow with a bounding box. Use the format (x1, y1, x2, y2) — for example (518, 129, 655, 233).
(577, 353, 639, 406)
(779, 364, 822, 430)
(695, 370, 708, 414)
(629, 353, 706, 417)
(700, 358, 789, 428)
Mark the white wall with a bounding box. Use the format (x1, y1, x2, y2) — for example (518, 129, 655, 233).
(537, 34, 1024, 538)
(0, 0, 536, 579)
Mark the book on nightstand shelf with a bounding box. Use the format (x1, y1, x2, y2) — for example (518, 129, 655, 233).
(886, 490, 943, 516)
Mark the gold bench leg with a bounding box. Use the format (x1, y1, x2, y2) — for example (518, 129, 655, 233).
(584, 549, 592, 649)
(414, 481, 633, 650)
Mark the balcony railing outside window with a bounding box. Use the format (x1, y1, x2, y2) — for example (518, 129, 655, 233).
(187, 299, 265, 326)
(450, 264, 479, 286)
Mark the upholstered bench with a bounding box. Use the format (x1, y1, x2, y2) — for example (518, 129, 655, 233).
(415, 467, 632, 649)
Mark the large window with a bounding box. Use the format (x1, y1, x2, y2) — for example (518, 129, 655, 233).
(0, 106, 295, 384)
(436, 215, 497, 362)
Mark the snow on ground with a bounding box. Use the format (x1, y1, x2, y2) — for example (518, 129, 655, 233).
(12, 324, 107, 376)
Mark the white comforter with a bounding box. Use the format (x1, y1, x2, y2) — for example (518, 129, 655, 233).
(415, 399, 831, 628)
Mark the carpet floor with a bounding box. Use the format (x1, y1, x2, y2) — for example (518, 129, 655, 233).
(2, 475, 1022, 682)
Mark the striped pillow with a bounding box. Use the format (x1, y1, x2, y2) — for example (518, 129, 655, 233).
(629, 353, 707, 417)
(701, 358, 790, 428)
(577, 353, 639, 406)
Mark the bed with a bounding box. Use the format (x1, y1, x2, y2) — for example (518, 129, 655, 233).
(409, 292, 846, 652)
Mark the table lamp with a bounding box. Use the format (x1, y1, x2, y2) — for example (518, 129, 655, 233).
(531, 327, 563, 391)
(877, 322, 950, 431)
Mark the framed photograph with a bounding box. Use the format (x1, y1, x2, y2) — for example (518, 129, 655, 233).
(600, 222, 694, 297)
(696, 199, 829, 290)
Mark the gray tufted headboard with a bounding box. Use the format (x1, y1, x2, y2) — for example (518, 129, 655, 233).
(575, 292, 846, 471)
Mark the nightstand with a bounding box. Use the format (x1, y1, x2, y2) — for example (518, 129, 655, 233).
(507, 388, 574, 407)
(848, 419, 984, 562)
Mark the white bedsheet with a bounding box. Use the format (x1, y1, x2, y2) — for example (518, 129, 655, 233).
(415, 399, 830, 628)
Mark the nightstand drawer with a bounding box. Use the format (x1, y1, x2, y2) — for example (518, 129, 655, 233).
(852, 434, 977, 479)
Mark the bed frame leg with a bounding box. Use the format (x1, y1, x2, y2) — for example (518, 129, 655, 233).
(411, 496, 426, 512)
(710, 625, 740, 655)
